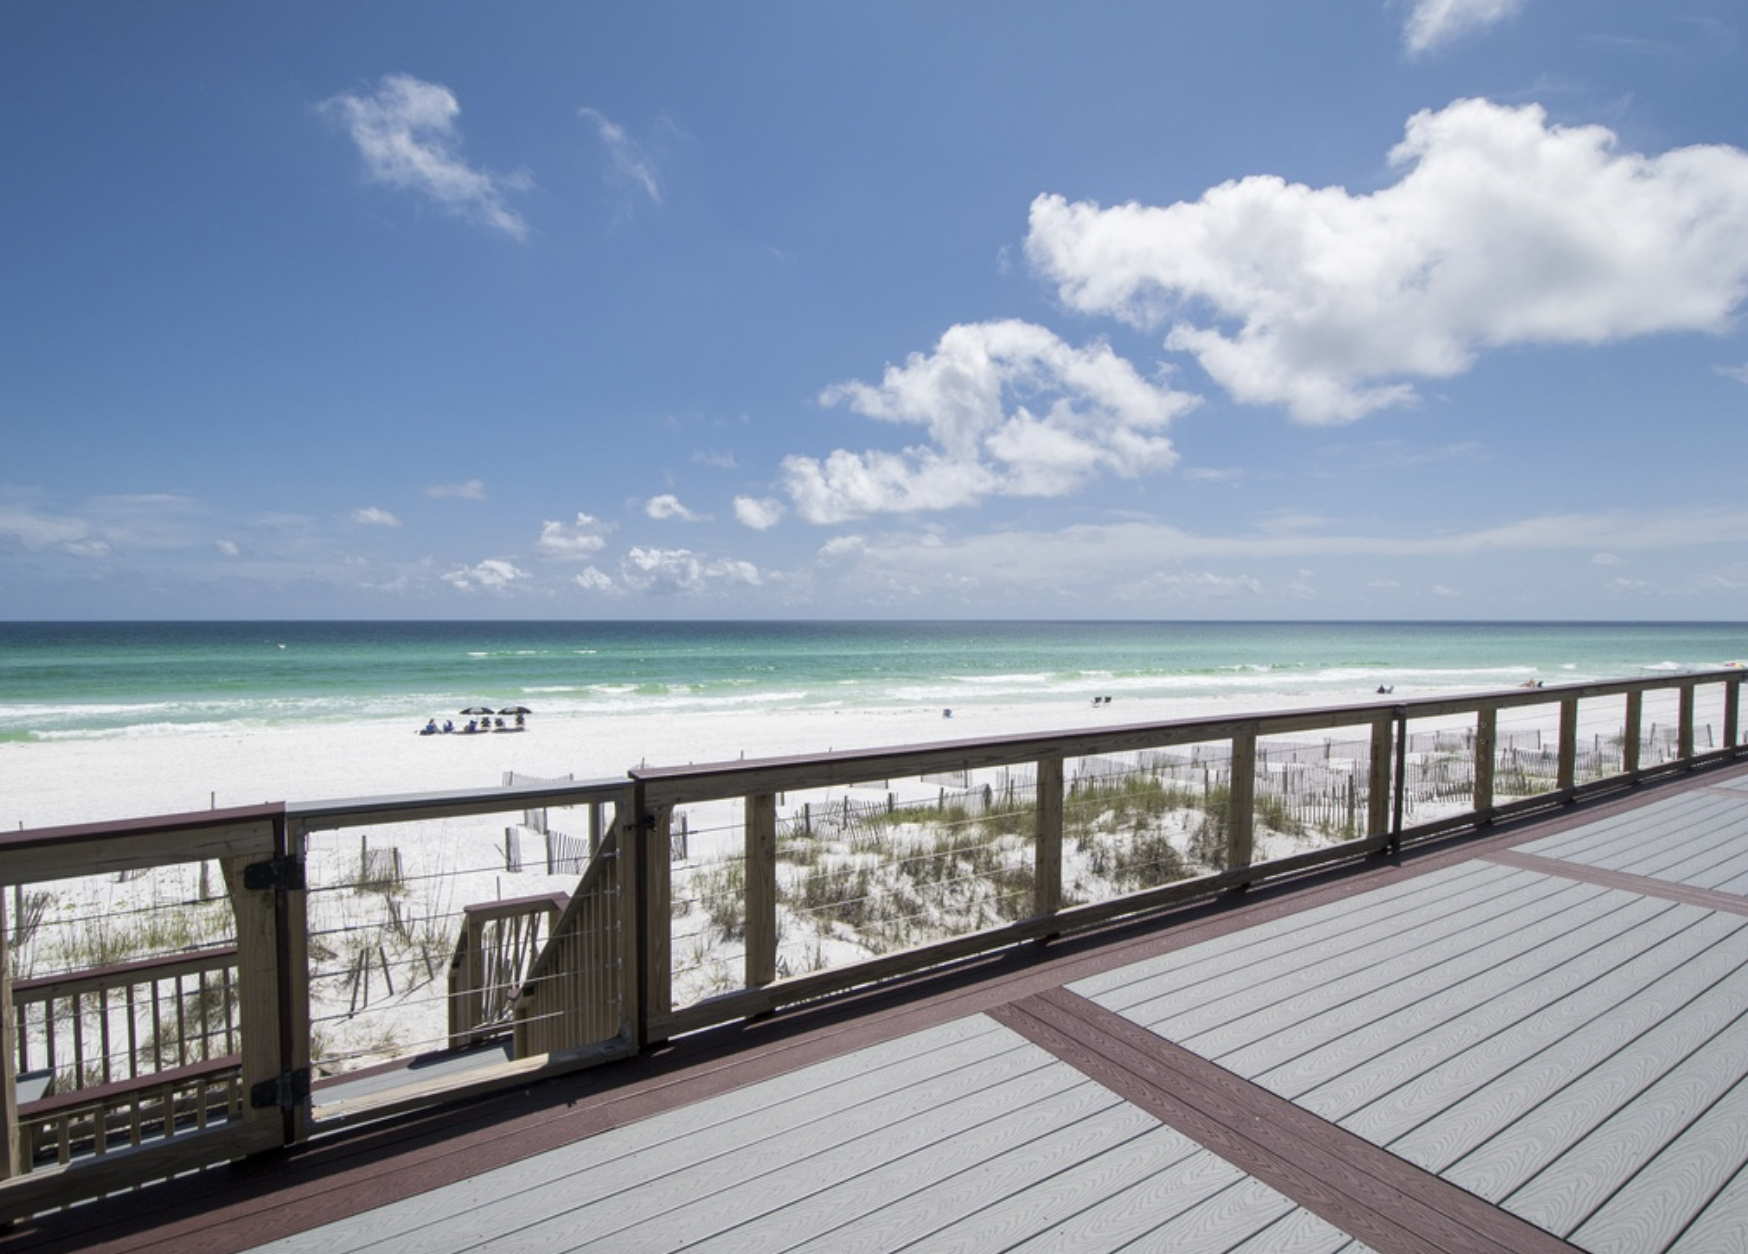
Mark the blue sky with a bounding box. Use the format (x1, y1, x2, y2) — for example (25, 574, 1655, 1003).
(4, 1, 1748, 620)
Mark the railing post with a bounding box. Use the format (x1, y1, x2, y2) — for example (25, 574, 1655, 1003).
(222, 818, 309, 1148)
(745, 794, 777, 989)
(1727, 677, 1742, 753)
(1368, 711, 1394, 843)
(638, 795, 673, 1045)
(1679, 682, 1696, 764)
(1227, 731, 1256, 875)
(1473, 706, 1497, 823)
(1390, 706, 1408, 852)
(0, 893, 18, 1180)
(1558, 697, 1578, 796)
(610, 798, 640, 1052)
(1033, 755, 1064, 919)
(1625, 690, 1643, 777)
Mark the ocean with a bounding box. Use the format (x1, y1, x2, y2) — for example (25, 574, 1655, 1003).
(3, 620, 1745, 744)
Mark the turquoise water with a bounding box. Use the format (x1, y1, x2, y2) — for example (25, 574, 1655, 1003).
(2, 621, 1744, 741)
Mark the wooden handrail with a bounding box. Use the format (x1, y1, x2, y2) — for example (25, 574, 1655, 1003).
(19, 1055, 240, 1121)
(12, 946, 238, 1006)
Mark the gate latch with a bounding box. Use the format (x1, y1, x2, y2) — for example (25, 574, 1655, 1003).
(243, 855, 306, 892)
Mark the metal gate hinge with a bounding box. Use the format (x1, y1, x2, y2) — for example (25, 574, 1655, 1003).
(250, 1068, 311, 1110)
(243, 855, 306, 891)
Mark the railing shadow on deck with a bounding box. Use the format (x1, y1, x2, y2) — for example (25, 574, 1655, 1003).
(0, 668, 1741, 1217)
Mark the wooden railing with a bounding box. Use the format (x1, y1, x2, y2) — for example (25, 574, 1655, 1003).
(0, 807, 292, 1215)
(514, 814, 628, 1058)
(10, 944, 243, 1173)
(0, 669, 1741, 1215)
(447, 893, 567, 1049)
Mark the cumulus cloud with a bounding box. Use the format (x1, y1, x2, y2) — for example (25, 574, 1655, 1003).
(785, 320, 1197, 523)
(580, 107, 662, 205)
(646, 494, 703, 522)
(575, 566, 619, 594)
(1402, 0, 1526, 56)
(619, 547, 763, 595)
(733, 496, 785, 530)
(443, 558, 529, 592)
(1026, 99, 1748, 423)
(351, 506, 400, 527)
(425, 479, 487, 500)
(321, 74, 531, 239)
(536, 513, 609, 558)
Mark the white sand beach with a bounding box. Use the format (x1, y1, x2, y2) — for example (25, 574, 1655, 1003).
(5, 689, 1357, 833)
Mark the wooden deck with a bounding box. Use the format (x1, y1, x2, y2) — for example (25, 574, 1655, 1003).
(15, 763, 1748, 1253)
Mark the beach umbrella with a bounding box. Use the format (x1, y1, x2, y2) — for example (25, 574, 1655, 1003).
(499, 705, 533, 715)
(459, 706, 495, 715)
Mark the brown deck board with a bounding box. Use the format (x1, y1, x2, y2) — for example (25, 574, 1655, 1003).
(992, 988, 1582, 1254)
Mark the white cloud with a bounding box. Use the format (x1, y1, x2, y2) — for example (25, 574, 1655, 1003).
(787, 320, 1197, 523)
(575, 566, 619, 595)
(321, 74, 531, 239)
(1118, 571, 1264, 601)
(0, 503, 112, 557)
(734, 496, 785, 530)
(215, 539, 241, 557)
(646, 494, 703, 522)
(443, 558, 529, 592)
(819, 535, 866, 559)
(351, 506, 400, 527)
(620, 547, 763, 595)
(1402, 0, 1526, 56)
(1718, 362, 1748, 384)
(824, 506, 1748, 601)
(1026, 99, 1748, 423)
(425, 479, 487, 500)
(537, 513, 609, 558)
(580, 107, 662, 205)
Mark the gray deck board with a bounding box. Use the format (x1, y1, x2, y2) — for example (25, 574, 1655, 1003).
(1255, 893, 1694, 1112)
(1498, 999, 1748, 1237)
(1517, 792, 1748, 889)
(564, 1070, 1123, 1253)
(1434, 928, 1748, 1202)
(688, 1098, 1165, 1253)
(897, 1126, 1234, 1254)
(1120, 1177, 1339, 1254)
(1222, 1209, 1374, 1254)
(1070, 861, 1506, 1008)
(1355, 909, 1748, 1162)
(1186, 883, 1642, 1074)
(1525, 792, 1737, 858)
(1570, 1075, 1748, 1254)
(1665, 1158, 1748, 1252)
(1087, 864, 1553, 1035)
(250, 1017, 1035, 1254)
